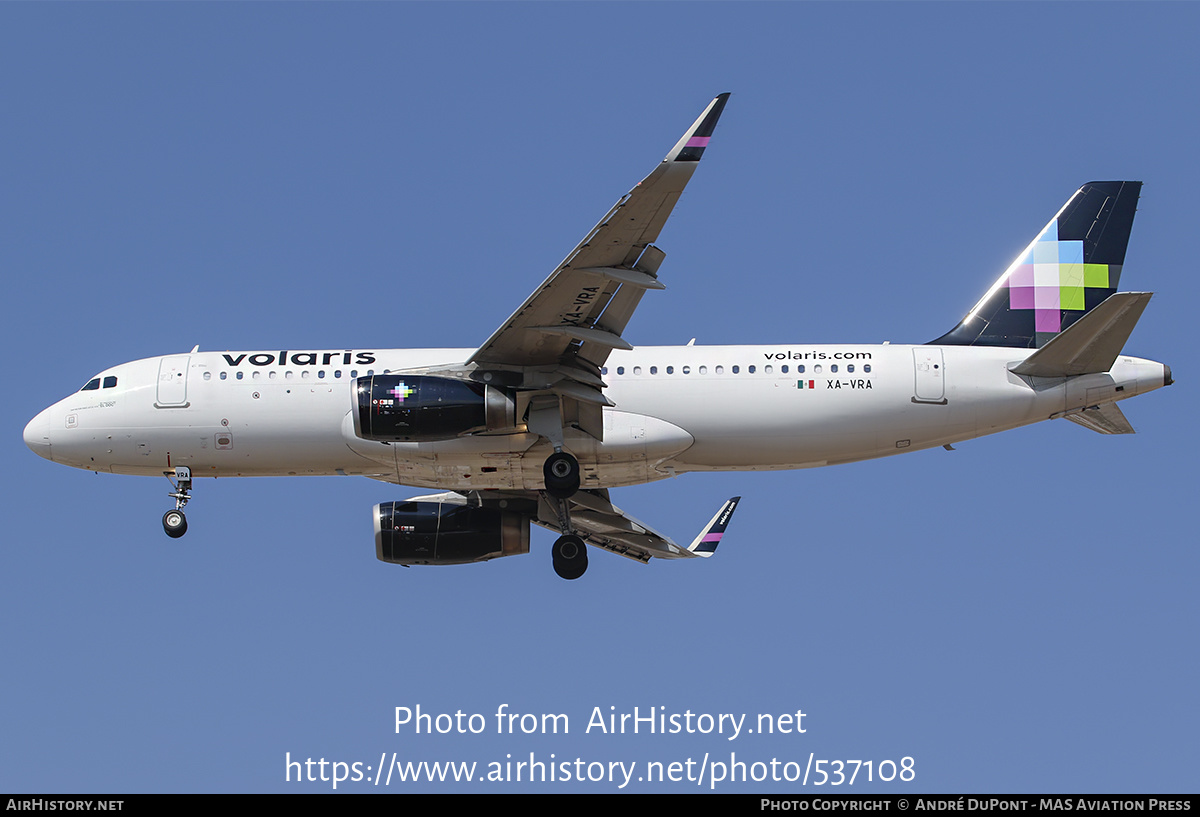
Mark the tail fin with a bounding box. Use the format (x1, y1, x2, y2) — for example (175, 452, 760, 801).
(932, 181, 1141, 349)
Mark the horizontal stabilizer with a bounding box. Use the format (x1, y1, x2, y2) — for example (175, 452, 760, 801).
(1065, 403, 1136, 435)
(1010, 292, 1152, 378)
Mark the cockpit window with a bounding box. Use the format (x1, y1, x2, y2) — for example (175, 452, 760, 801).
(81, 378, 101, 391)
(103, 376, 117, 389)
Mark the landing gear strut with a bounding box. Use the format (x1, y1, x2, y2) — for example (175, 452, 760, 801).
(552, 534, 588, 580)
(543, 451, 580, 499)
(528, 399, 585, 576)
(162, 466, 192, 539)
(543, 453, 588, 578)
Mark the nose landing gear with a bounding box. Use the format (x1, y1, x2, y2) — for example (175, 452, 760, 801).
(162, 509, 188, 538)
(162, 466, 192, 538)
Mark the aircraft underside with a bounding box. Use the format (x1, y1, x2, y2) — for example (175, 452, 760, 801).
(23, 93, 1172, 581)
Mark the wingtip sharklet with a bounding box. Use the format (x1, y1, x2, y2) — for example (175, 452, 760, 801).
(687, 496, 741, 557)
(665, 92, 731, 163)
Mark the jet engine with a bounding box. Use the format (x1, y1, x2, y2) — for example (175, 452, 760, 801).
(353, 374, 516, 442)
(374, 500, 530, 566)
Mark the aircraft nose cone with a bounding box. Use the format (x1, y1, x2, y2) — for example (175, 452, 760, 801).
(23, 407, 53, 460)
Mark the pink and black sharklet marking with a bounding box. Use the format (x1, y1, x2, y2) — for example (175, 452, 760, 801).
(676, 92, 730, 162)
(694, 496, 741, 554)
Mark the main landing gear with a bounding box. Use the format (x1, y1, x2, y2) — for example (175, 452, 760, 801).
(552, 534, 588, 580)
(162, 466, 192, 538)
(543, 451, 580, 499)
(542, 451, 588, 579)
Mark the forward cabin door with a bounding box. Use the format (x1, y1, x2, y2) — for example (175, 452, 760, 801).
(155, 355, 191, 407)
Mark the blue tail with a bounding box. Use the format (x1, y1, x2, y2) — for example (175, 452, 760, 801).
(932, 181, 1141, 349)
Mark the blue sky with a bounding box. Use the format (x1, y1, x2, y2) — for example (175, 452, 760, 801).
(2, 3, 1196, 793)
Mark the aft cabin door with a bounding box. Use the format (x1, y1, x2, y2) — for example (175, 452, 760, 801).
(912, 348, 946, 404)
(156, 355, 190, 407)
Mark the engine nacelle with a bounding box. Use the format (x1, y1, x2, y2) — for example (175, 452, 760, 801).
(353, 374, 516, 442)
(374, 500, 530, 566)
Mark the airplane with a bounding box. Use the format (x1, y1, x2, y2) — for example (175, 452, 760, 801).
(23, 93, 1172, 580)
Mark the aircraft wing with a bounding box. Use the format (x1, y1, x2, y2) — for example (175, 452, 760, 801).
(466, 93, 730, 394)
(532, 490, 740, 564)
(396, 488, 740, 566)
(397, 489, 741, 565)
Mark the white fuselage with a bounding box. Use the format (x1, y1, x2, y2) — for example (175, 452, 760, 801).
(23, 344, 1169, 491)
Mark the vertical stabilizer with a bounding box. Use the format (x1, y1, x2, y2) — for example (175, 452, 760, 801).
(932, 181, 1141, 349)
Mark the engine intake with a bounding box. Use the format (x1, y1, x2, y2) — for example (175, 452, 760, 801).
(354, 374, 515, 442)
(374, 500, 530, 566)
